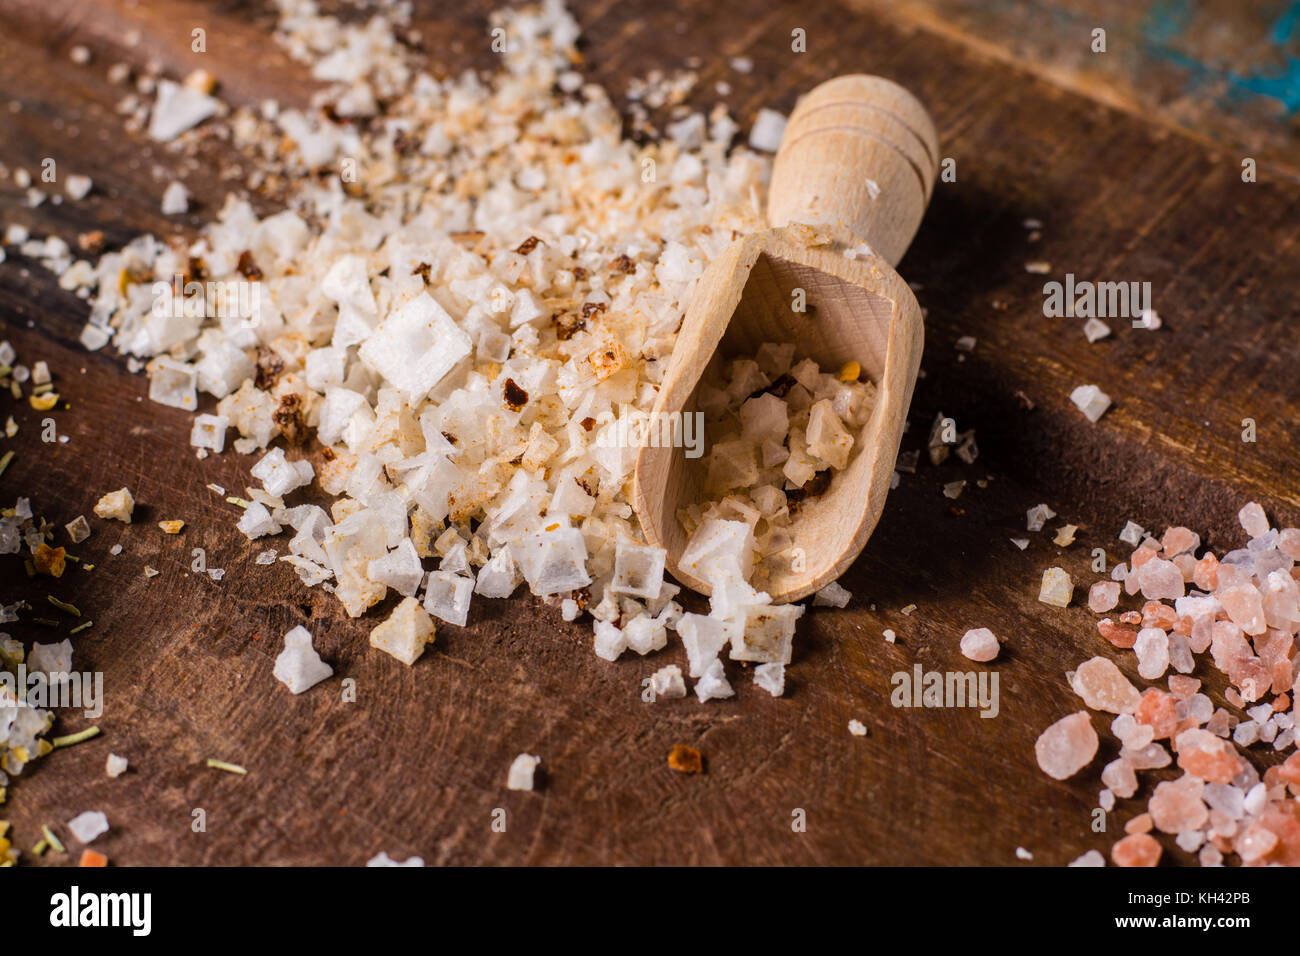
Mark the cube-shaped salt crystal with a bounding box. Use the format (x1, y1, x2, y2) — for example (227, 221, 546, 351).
(475, 546, 522, 598)
(304, 346, 347, 391)
(1069, 384, 1111, 423)
(593, 619, 626, 661)
(149, 357, 198, 410)
(273, 625, 333, 694)
(1119, 520, 1144, 546)
(1038, 566, 1074, 607)
(190, 413, 229, 452)
(424, 570, 474, 627)
(251, 447, 314, 498)
(813, 581, 852, 608)
(623, 614, 668, 655)
(805, 400, 854, 470)
(679, 519, 754, 587)
(694, 658, 735, 702)
(609, 538, 666, 599)
(678, 613, 735, 678)
(368, 597, 434, 666)
(513, 525, 591, 596)
(237, 501, 281, 539)
(367, 539, 424, 597)
(358, 292, 472, 404)
(729, 603, 802, 664)
(648, 664, 687, 700)
(321, 254, 377, 315)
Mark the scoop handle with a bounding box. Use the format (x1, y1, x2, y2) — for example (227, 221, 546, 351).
(767, 75, 938, 267)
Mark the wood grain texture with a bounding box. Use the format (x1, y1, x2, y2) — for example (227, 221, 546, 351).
(0, 0, 1297, 867)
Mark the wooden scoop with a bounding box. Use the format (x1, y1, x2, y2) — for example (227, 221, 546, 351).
(632, 75, 938, 603)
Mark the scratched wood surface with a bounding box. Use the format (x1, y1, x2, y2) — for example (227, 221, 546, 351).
(0, 0, 1297, 866)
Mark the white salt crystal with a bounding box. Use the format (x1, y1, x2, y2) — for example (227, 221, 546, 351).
(161, 181, 189, 215)
(959, 627, 999, 662)
(1119, 521, 1144, 546)
(423, 571, 474, 626)
(560, 598, 579, 621)
(748, 109, 787, 152)
(106, 754, 128, 778)
(369, 539, 424, 598)
(753, 662, 785, 697)
(369, 597, 434, 666)
(65, 174, 93, 200)
(848, 719, 868, 736)
(358, 292, 471, 404)
(1015, 847, 1033, 860)
(148, 79, 218, 141)
(813, 581, 851, 607)
(593, 619, 626, 661)
(1069, 384, 1111, 422)
(609, 538, 666, 599)
(1037, 567, 1074, 607)
(648, 664, 687, 701)
(236, 501, 281, 540)
(68, 810, 110, 844)
(1082, 319, 1111, 342)
(507, 753, 540, 791)
(190, 413, 229, 452)
(475, 546, 521, 598)
(1237, 501, 1269, 539)
(1026, 503, 1056, 532)
(1068, 849, 1105, 867)
(367, 852, 425, 867)
(1134, 627, 1170, 680)
(273, 625, 333, 694)
(148, 357, 198, 410)
(513, 525, 591, 596)
(694, 658, 734, 702)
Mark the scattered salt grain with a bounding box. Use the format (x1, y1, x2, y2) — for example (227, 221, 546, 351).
(1069, 384, 1111, 423)
(1037, 567, 1074, 607)
(1026, 503, 1056, 532)
(273, 625, 333, 694)
(507, 753, 540, 791)
(848, 719, 868, 737)
(748, 109, 787, 152)
(1035, 711, 1098, 779)
(161, 181, 190, 215)
(1082, 319, 1111, 343)
(813, 581, 852, 608)
(753, 662, 785, 697)
(959, 627, 999, 662)
(105, 754, 128, 778)
(67, 811, 109, 844)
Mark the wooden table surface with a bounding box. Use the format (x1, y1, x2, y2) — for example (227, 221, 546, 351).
(1, 0, 1297, 866)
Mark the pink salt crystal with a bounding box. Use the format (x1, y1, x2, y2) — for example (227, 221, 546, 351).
(1097, 618, 1138, 649)
(1101, 757, 1139, 798)
(1218, 585, 1266, 635)
(1167, 675, 1200, 699)
(1192, 552, 1219, 591)
(1225, 686, 1244, 709)
(1133, 627, 1170, 680)
(1123, 742, 1171, 770)
(1071, 656, 1141, 714)
(1130, 547, 1156, 570)
(1112, 713, 1154, 750)
(1112, 832, 1161, 867)
(1279, 527, 1300, 560)
(1134, 688, 1179, 739)
(1124, 812, 1153, 834)
(1035, 711, 1099, 780)
(1140, 601, 1177, 631)
(1161, 526, 1199, 556)
(1235, 823, 1279, 863)
(1205, 707, 1234, 738)
(959, 627, 999, 662)
(1135, 557, 1184, 601)
(1172, 553, 1196, 582)
(1148, 775, 1208, 834)
(1210, 620, 1250, 674)
(1088, 581, 1120, 613)
(1175, 728, 1244, 784)
(1238, 501, 1270, 539)
(1278, 753, 1300, 788)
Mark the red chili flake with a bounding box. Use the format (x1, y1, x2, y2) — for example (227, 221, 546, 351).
(237, 250, 263, 280)
(516, 236, 542, 255)
(503, 378, 529, 411)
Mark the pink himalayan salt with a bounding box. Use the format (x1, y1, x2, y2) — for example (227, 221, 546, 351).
(1140, 601, 1177, 630)
(1122, 741, 1171, 770)
(1172, 553, 1197, 582)
(1192, 552, 1219, 590)
(1218, 585, 1266, 635)
(1235, 823, 1279, 863)
(1244, 803, 1300, 865)
(959, 627, 999, 662)
(1161, 526, 1199, 556)
(1238, 501, 1269, 539)
(1124, 812, 1154, 834)
(1205, 707, 1234, 738)
(1097, 618, 1138, 649)
(1133, 627, 1169, 680)
(1134, 688, 1179, 739)
(1278, 753, 1300, 788)
(1174, 728, 1244, 784)
(1071, 656, 1141, 714)
(1135, 557, 1184, 601)
(1112, 713, 1154, 750)
(1130, 547, 1157, 570)
(1210, 620, 1250, 673)
(1112, 832, 1161, 867)
(1101, 757, 1139, 798)
(1167, 674, 1200, 699)
(1148, 774, 1207, 834)
(1280, 527, 1300, 560)
(1088, 581, 1120, 613)
(1035, 711, 1099, 780)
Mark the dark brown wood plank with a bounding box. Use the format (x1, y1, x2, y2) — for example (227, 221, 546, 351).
(0, 0, 1296, 867)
